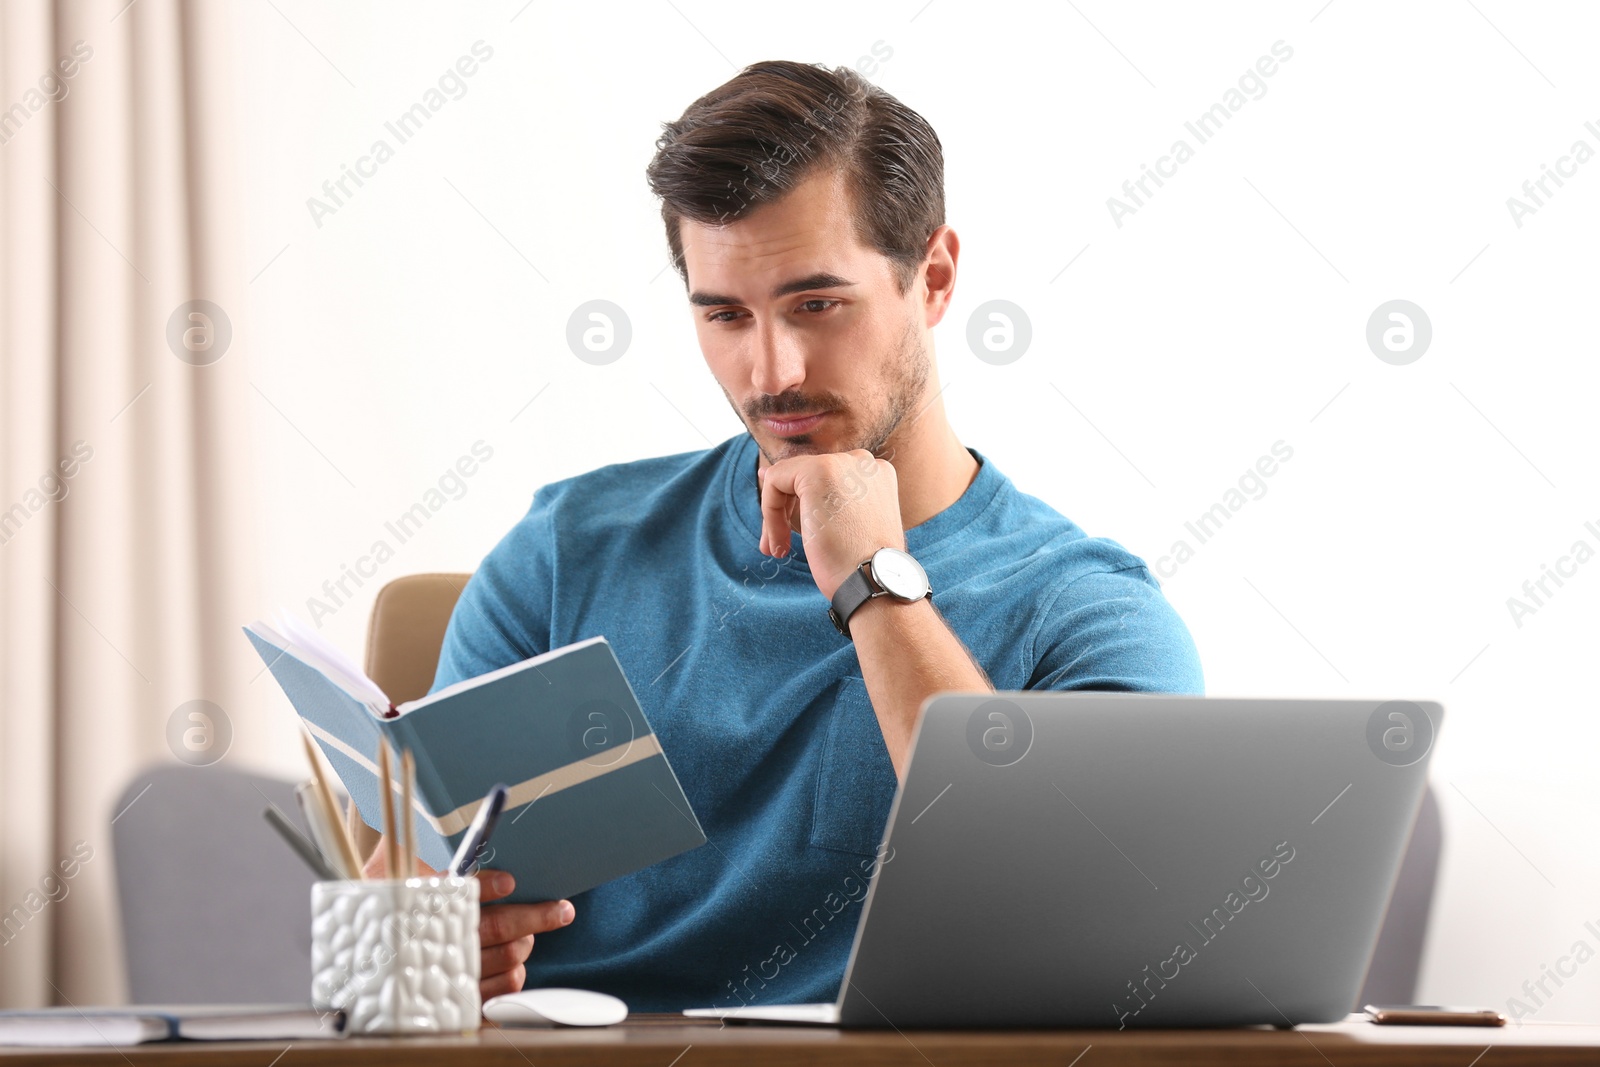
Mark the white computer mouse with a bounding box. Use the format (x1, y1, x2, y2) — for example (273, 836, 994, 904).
(482, 987, 630, 1027)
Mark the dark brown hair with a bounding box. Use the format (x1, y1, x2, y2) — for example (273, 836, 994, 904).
(645, 59, 945, 295)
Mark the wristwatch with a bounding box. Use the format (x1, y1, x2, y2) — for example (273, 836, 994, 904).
(828, 547, 932, 638)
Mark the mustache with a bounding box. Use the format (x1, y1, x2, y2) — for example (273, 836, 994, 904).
(749, 395, 838, 419)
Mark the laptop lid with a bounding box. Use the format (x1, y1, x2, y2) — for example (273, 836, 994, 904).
(834, 693, 1441, 1029)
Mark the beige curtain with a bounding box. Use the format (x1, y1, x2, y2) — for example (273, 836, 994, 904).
(1, 0, 267, 1007)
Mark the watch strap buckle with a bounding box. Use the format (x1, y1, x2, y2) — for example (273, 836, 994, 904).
(827, 605, 850, 637)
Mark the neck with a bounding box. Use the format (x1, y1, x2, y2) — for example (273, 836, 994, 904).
(879, 387, 978, 529)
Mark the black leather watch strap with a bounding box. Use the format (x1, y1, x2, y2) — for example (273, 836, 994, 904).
(827, 564, 877, 638)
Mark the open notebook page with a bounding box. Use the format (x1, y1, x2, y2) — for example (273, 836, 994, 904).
(246, 615, 392, 715)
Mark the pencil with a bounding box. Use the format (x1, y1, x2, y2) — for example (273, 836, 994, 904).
(344, 795, 362, 863)
(300, 729, 364, 879)
(400, 748, 416, 881)
(379, 739, 400, 880)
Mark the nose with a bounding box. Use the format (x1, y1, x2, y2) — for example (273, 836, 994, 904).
(749, 315, 806, 398)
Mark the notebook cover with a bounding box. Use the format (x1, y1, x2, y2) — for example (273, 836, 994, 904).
(245, 628, 706, 903)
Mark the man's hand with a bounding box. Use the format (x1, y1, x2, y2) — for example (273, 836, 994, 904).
(757, 449, 905, 600)
(757, 448, 994, 780)
(361, 836, 576, 1000)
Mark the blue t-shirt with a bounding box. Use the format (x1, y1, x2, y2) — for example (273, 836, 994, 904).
(432, 432, 1204, 1011)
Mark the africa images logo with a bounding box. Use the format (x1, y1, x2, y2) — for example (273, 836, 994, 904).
(1365, 700, 1433, 767)
(966, 698, 1033, 767)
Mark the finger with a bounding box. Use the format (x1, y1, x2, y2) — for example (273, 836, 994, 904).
(756, 465, 769, 556)
(360, 838, 438, 883)
(361, 837, 440, 880)
(361, 837, 387, 879)
(481, 934, 535, 976)
(479, 900, 575, 946)
(476, 869, 516, 904)
(758, 461, 799, 557)
(480, 964, 526, 1001)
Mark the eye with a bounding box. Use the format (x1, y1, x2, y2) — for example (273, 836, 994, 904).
(797, 298, 839, 314)
(707, 309, 745, 324)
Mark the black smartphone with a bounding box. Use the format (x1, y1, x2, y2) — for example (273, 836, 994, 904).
(1364, 1004, 1506, 1027)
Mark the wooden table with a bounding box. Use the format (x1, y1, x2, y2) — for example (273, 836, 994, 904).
(6, 1014, 1599, 1066)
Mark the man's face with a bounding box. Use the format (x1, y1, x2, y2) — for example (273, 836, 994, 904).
(680, 167, 930, 464)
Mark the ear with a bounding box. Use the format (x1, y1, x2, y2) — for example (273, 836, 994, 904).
(919, 225, 959, 328)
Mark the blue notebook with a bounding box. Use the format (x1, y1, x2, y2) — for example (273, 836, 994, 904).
(244, 617, 705, 903)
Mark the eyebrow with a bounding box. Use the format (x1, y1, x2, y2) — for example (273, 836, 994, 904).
(689, 272, 857, 308)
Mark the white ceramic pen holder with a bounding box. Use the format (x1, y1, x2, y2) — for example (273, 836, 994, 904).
(310, 876, 481, 1035)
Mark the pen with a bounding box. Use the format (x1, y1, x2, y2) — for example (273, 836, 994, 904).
(262, 805, 339, 880)
(449, 784, 508, 877)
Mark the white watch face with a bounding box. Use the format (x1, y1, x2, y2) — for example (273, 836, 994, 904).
(871, 548, 928, 600)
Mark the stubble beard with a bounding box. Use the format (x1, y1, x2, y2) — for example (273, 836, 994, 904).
(736, 315, 929, 466)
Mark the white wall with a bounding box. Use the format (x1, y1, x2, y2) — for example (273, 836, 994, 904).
(235, 0, 1600, 1021)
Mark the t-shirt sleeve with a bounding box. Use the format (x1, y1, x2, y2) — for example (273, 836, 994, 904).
(429, 486, 558, 694)
(1025, 565, 1204, 694)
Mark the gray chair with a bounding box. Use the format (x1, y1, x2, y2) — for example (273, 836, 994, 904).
(112, 762, 325, 1003)
(1356, 785, 1442, 1006)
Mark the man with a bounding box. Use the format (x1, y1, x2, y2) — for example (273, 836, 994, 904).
(368, 59, 1203, 1010)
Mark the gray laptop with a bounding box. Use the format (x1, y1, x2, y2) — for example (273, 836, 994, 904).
(685, 692, 1441, 1028)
